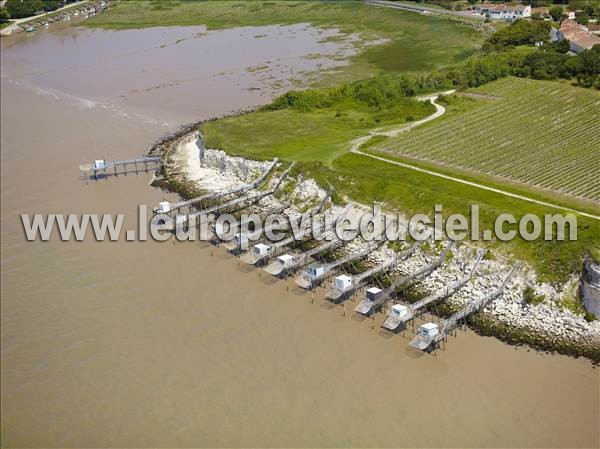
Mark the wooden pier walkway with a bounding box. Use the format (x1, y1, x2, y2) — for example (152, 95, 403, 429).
(381, 249, 485, 332)
(354, 242, 455, 316)
(239, 189, 334, 265)
(263, 236, 341, 277)
(295, 237, 385, 290)
(327, 242, 419, 302)
(212, 203, 290, 242)
(152, 158, 278, 215)
(80, 156, 161, 179)
(409, 262, 519, 351)
(176, 162, 295, 228)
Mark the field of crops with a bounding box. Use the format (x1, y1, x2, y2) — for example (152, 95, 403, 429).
(371, 77, 600, 203)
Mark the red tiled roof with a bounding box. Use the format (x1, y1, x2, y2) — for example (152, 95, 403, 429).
(488, 4, 529, 12)
(569, 32, 600, 50)
(560, 20, 600, 50)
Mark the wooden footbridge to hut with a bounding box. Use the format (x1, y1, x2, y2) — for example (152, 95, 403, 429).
(294, 218, 404, 290)
(326, 242, 420, 303)
(238, 190, 335, 266)
(381, 249, 486, 332)
(294, 237, 388, 290)
(212, 203, 290, 244)
(261, 205, 352, 277)
(80, 157, 161, 179)
(408, 262, 520, 352)
(354, 242, 456, 316)
(175, 162, 295, 230)
(152, 158, 278, 216)
(224, 217, 292, 253)
(263, 235, 341, 278)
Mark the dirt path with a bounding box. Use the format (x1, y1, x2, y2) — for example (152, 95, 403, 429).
(350, 93, 600, 221)
(349, 90, 454, 152)
(366, 0, 484, 22)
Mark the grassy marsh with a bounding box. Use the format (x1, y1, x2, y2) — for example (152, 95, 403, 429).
(86, 0, 484, 80)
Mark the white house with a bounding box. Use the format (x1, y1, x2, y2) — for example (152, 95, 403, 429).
(276, 254, 294, 267)
(307, 263, 325, 279)
(93, 160, 106, 170)
(418, 322, 440, 339)
(476, 3, 532, 21)
(389, 304, 408, 319)
(155, 201, 171, 214)
(334, 275, 352, 291)
(252, 243, 270, 257)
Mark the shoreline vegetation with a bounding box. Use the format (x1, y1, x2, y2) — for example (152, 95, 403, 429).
(91, 1, 600, 359)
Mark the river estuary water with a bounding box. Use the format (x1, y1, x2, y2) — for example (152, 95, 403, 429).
(1, 24, 598, 448)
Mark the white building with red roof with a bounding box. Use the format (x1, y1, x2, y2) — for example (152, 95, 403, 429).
(475, 3, 532, 21)
(551, 19, 600, 53)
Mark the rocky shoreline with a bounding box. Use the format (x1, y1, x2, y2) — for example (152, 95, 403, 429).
(148, 125, 600, 363)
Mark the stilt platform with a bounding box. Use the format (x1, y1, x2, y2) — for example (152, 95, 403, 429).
(80, 157, 161, 179)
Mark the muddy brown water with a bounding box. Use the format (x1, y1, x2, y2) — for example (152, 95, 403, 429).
(1, 25, 598, 448)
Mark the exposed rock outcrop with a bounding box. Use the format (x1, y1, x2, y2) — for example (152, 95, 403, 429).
(581, 256, 600, 319)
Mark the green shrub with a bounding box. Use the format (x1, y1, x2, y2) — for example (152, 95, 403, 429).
(523, 286, 545, 305)
(549, 6, 563, 21)
(484, 20, 551, 51)
(576, 14, 589, 25)
(262, 76, 430, 113)
(5, 0, 64, 19)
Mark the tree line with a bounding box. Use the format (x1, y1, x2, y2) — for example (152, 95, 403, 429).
(1, 0, 80, 21)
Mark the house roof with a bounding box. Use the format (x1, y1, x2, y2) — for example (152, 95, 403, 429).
(587, 23, 600, 32)
(487, 3, 530, 12)
(569, 32, 600, 49)
(560, 20, 600, 50)
(561, 19, 584, 30)
(531, 7, 549, 14)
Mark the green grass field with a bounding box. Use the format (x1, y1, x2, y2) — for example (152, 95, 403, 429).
(295, 155, 599, 284)
(202, 98, 434, 166)
(86, 0, 483, 80)
(200, 77, 599, 283)
(369, 77, 600, 204)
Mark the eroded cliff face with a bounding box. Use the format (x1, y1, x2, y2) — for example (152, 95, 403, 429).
(581, 256, 600, 319)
